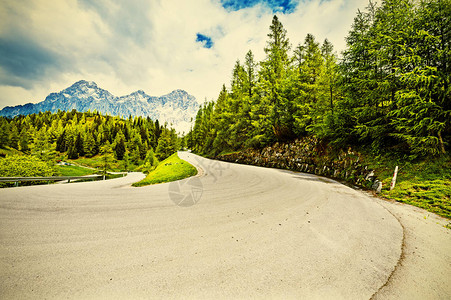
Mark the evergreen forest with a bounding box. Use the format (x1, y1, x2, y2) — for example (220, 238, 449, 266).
(187, 0, 450, 159)
(0, 109, 180, 174)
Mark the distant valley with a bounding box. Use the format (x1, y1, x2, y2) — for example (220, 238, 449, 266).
(0, 80, 199, 133)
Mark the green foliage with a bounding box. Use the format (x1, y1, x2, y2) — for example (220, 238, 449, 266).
(69, 155, 123, 172)
(0, 119, 10, 148)
(189, 1, 450, 160)
(122, 151, 130, 171)
(19, 127, 31, 153)
(188, 15, 340, 154)
(9, 126, 19, 149)
(113, 130, 126, 160)
(0, 147, 22, 157)
(0, 155, 54, 177)
(83, 132, 97, 157)
(133, 153, 197, 186)
(0, 110, 181, 172)
(367, 155, 451, 219)
(261, 15, 292, 140)
(338, 0, 450, 155)
(387, 0, 451, 157)
(141, 148, 159, 173)
(156, 128, 179, 160)
(99, 142, 114, 176)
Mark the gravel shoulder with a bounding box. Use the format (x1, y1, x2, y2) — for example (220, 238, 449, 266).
(370, 196, 451, 299)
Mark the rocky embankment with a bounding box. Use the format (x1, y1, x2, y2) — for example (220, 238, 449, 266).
(216, 137, 383, 192)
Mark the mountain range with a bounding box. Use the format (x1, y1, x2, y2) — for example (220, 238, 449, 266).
(0, 80, 199, 133)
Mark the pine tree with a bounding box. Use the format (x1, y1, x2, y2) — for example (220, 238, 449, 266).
(192, 107, 204, 152)
(244, 50, 257, 98)
(320, 39, 338, 112)
(9, 126, 19, 149)
(130, 145, 141, 165)
(154, 119, 161, 141)
(75, 132, 84, 157)
(19, 127, 31, 153)
(113, 131, 126, 160)
(0, 119, 10, 148)
(338, 3, 382, 149)
(388, 0, 451, 156)
(290, 34, 323, 136)
(263, 15, 291, 80)
(122, 151, 130, 172)
(56, 130, 67, 152)
(34, 127, 49, 157)
(99, 142, 114, 179)
(260, 15, 292, 141)
(156, 129, 176, 160)
(308, 38, 339, 137)
(64, 126, 78, 159)
(83, 132, 97, 157)
(67, 144, 78, 159)
(199, 102, 215, 152)
(142, 148, 158, 173)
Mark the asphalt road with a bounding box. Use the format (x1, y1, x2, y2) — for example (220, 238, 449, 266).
(0, 152, 448, 299)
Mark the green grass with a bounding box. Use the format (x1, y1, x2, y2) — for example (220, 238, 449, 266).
(365, 155, 451, 219)
(0, 147, 23, 158)
(133, 153, 197, 187)
(69, 155, 123, 172)
(54, 165, 96, 176)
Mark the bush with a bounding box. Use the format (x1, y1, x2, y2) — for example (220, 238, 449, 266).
(0, 155, 54, 177)
(141, 149, 159, 173)
(0, 155, 55, 187)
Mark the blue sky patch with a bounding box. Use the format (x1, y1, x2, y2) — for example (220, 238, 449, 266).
(196, 33, 214, 48)
(220, 0, 298, 14)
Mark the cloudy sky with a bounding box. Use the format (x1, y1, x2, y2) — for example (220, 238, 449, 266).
(0, 0, 369, 108)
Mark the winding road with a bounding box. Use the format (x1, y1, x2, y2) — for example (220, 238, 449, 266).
(0, 152, 449, 299)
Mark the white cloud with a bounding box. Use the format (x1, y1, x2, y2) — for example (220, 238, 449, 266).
(0, 0, 369, 108)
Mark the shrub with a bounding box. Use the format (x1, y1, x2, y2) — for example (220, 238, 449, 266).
(0, 155, 54, 177)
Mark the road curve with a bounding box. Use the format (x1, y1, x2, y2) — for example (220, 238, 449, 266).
(0, 152, 403, 299)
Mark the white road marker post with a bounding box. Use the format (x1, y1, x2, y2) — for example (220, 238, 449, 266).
(390, 166, 399, 191)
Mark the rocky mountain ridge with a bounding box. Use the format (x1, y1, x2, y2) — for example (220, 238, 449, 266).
(0, 80, 198, 132)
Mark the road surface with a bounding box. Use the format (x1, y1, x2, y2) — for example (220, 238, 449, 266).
(0, 152, 449, 299)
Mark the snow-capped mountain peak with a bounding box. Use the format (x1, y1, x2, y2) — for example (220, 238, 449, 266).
(128, 90, 149, 102)
(0, 81, 199, 133)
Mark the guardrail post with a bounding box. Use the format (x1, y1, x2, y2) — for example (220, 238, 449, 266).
(14, 181, 18, 187)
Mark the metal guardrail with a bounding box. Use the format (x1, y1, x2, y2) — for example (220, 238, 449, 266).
(0, 175, 103, 186)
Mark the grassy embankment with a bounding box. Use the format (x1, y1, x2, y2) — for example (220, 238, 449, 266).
(67, 156, 128, 181)
(69, 156, 124, 172)
(364, 155, 451, 220)
(55, 162, 123, 181)
(133, 153, 197, 187)
(54, 165, 95, 176)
